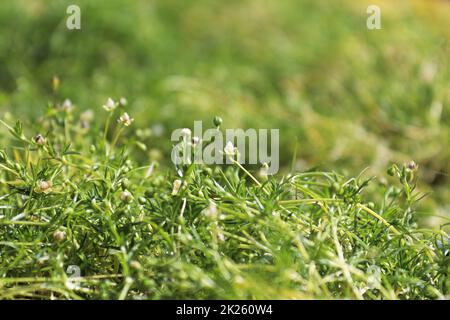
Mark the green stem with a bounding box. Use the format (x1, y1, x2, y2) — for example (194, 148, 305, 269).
(230, 158, 269, 195)
(109, 126, 125, 156)
(279, 198, 401, 235)
(356, 203, 400, 235)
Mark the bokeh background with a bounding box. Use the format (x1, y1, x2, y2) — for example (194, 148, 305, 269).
(0, 0, 449, 226)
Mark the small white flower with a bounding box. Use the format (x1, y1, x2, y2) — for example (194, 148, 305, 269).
(217, 232, 225, 242)
(258, 162, 269, 180)
(203, 202, 218, 219)
(103, 97, 117, 112)
(62, 99, 73, 111)
(180, 128, 191, 137)
(80, 110, 94, 129)
(152, 124, 164, 137)
(118, 112, 134, 126)
(224, 141, 235, 156)
(192, 136, 201, 147)
(80, 109, 94, 121)
(119, 97, 128, 106)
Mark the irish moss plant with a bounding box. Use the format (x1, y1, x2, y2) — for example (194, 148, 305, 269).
(0, 98, 448, 300)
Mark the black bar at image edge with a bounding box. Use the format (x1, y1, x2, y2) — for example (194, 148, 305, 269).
(0, 300, 447, 318)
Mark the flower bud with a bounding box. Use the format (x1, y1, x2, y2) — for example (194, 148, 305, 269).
(34, 134, 46, 146)
(120, 190, 132, 203)
(62, 99, 73, 112)
(130, 260, 142, 270)
(192, 136, 201, 147)
(213, 116, 223, 127)
(36, 180, 53, 194)
(119, 97, 128, 107)
(172, 179, 182, 196)
(52, 76, 60, 92)
(407, 161, 418, 171)
(53, 230, 66, 242)
(387, 165, 396, 177)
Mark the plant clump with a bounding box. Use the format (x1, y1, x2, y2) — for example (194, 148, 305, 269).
(0, 100, 448, 300)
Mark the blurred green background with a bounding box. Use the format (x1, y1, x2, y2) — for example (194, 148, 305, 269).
(0, 0, 449, 226)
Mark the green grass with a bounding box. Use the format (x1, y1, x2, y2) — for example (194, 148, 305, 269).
(0, 102, 448, 299)
(0, 0, 449, 299)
